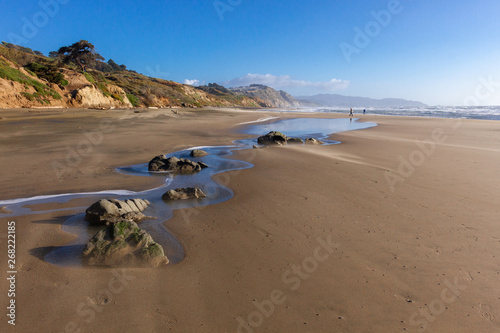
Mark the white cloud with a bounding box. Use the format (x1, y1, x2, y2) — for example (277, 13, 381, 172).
(183, 79, 201, 86)
(224, 73, 349, 92)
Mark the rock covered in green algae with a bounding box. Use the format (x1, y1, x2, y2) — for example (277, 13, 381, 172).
(82, 220, 169, 268)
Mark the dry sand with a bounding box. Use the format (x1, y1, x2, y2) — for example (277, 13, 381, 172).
(0, 108, 499, 332)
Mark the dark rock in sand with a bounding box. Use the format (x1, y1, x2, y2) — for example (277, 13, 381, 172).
(162, 187, 207, 200)
(287, 137, 304, 144)
(257, 131, 288, 146)
(190, 149, 209, 157)
(198, 162, 209, 169)
(82, 220, 169, 267)
(305, 138, 324, 145)
(85, 198, 150, 225)
(148, 155, 202, 174)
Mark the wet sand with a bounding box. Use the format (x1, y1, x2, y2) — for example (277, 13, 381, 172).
(0, 108, 499, 332)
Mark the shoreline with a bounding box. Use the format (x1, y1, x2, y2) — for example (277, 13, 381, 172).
(0, 108, 499, 332)
(2, 104, 500, 121)
(1, 106, 498, 202)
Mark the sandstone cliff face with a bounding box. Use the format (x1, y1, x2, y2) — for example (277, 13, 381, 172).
(0, 78, 38, 108)
(0, 57, 62, 108)
(0, 57, 132, 109)
(69, 84, 132, 109)
(59, 69, 131, 108)
(60, 69, 93, 91)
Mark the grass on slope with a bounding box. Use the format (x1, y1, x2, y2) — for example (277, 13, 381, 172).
(0, 58, 61, 104)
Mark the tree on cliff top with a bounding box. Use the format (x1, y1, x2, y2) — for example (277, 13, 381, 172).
(53, 40, 104, 72)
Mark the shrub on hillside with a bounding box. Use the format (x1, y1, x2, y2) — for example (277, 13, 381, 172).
(25, 62, 66, 86)
(127, 94, 140, 107)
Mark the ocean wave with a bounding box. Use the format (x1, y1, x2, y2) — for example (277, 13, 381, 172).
(279, 106, 500, 120)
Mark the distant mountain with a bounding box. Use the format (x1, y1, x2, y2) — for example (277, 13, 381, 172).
(229, 84, 303, 108)
(296, 94, 426, 108)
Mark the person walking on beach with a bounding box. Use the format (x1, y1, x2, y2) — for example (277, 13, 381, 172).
(363, 109, 366, 114)
(349, 108, 353, 117)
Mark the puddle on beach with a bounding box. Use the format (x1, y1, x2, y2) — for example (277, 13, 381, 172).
(241, 117, 375, 144)
(0, 118, 376, 268)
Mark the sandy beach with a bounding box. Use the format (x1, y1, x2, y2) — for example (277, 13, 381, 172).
(0, 108, 499, 332)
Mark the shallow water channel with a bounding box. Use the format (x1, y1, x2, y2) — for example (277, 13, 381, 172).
(0, 118, 376, 267)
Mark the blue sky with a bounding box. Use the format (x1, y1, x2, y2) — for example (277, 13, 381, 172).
(1, 0, 500, 105)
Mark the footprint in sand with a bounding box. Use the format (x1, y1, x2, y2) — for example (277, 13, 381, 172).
(479, 303, 495, 321)
(86, 295, 109, 306)
(460, 271, 473, 283)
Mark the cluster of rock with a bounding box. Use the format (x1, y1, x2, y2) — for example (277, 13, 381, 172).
(81, 149, 213, 268)
(148, 155, 208, 173)
(82, 198, 169, 268)
(256, 131, 324, 146)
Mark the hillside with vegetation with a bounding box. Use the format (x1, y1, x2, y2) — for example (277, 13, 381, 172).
(0, 40, 282, 109)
